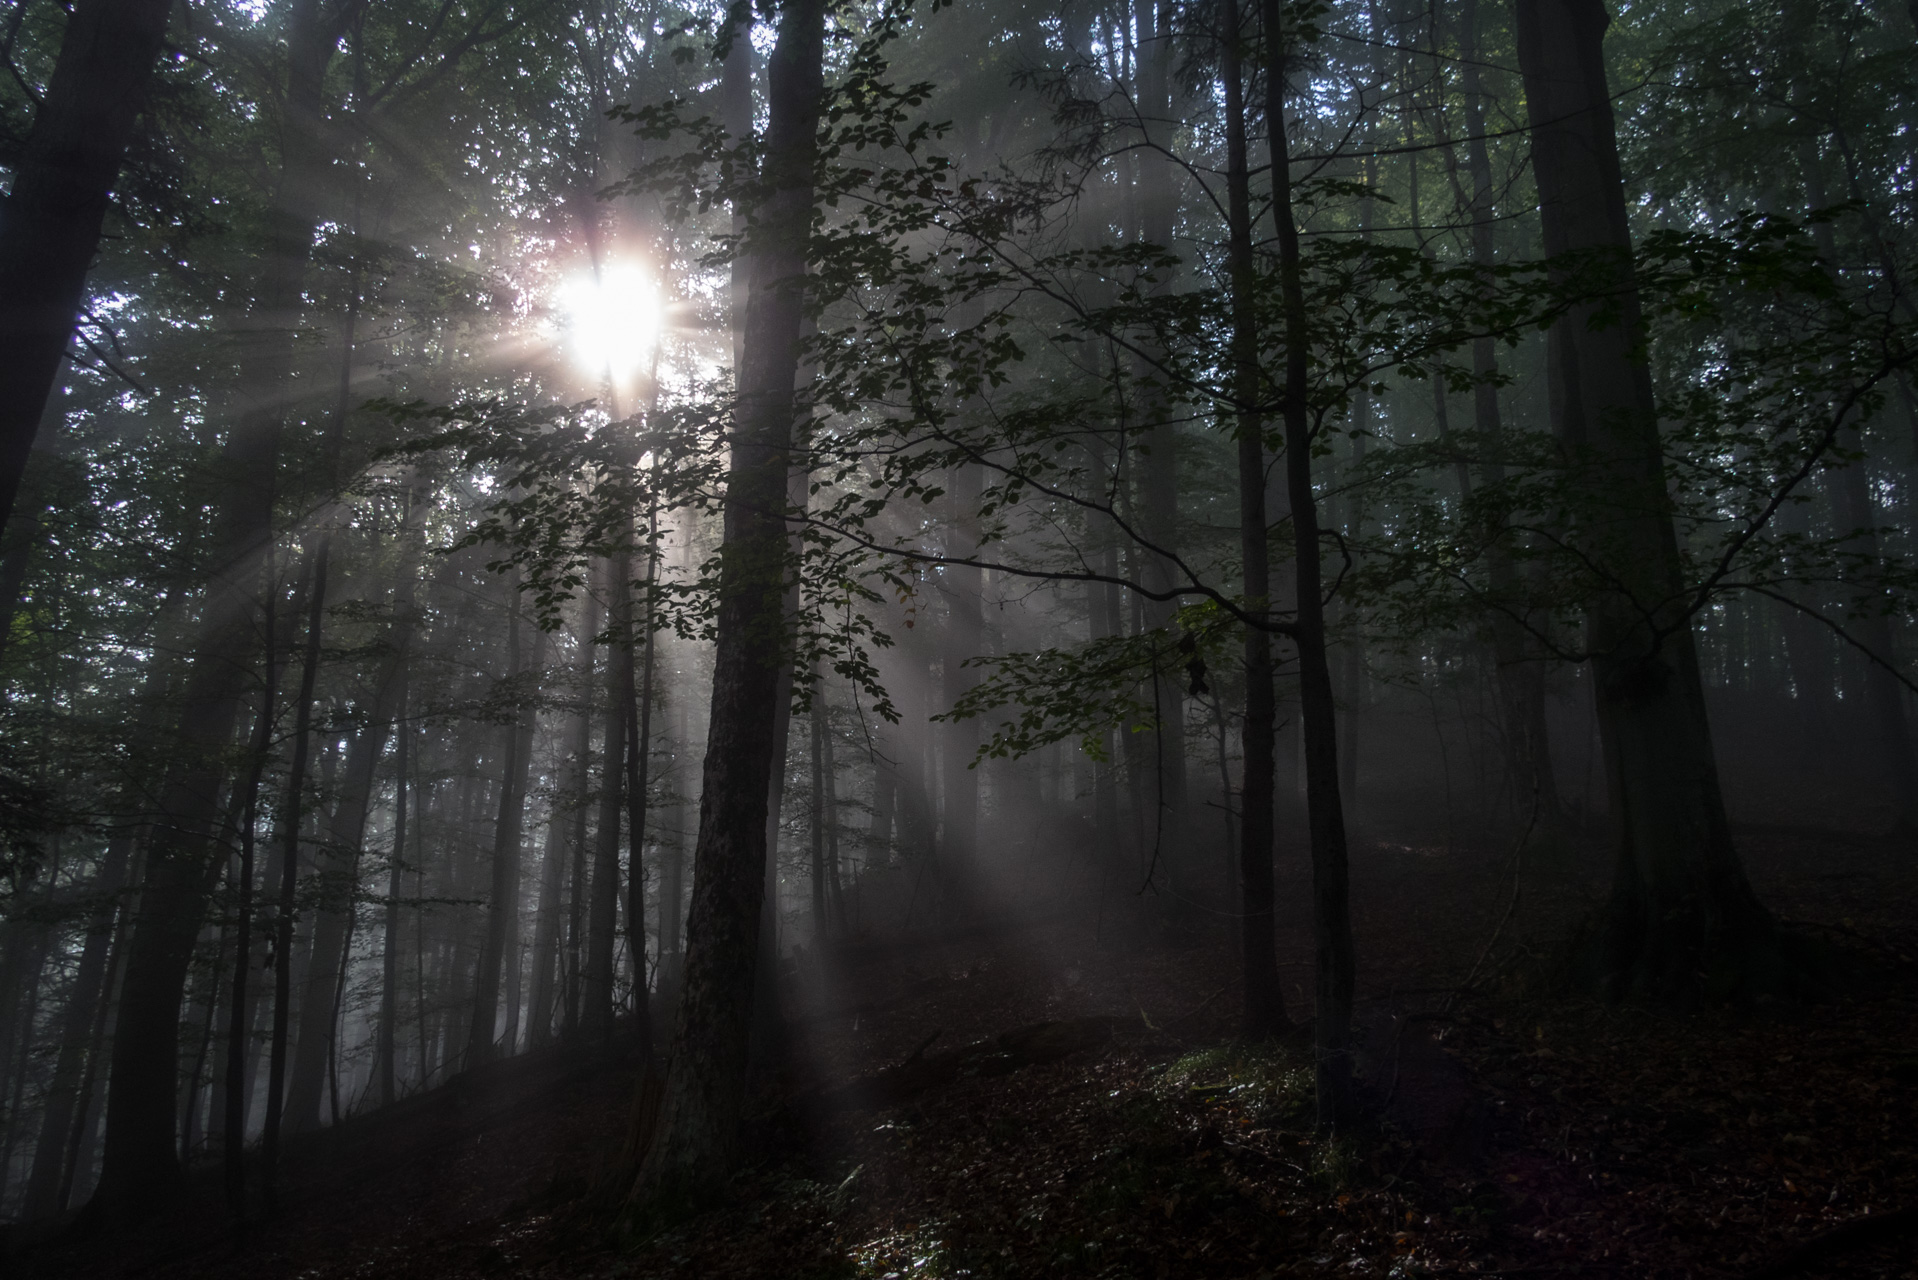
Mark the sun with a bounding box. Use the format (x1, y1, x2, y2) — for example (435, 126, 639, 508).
(557, 264, 661, 385)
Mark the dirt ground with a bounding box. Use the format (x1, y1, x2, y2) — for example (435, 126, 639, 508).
(13, 821, 1918, 1279)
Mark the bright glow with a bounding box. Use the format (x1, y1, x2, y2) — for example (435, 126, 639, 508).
(557, 265, 661, 383)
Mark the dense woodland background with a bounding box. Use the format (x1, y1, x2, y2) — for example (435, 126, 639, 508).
(0, 0, 1914, 1271)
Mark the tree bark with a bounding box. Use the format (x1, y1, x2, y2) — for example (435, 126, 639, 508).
(810, 672, 830, 936)
(21, 829, 130, 1221)
(467, 585, 543, 1064)
(1134, 0, 1191, 902)
(658, 695, 691, 997)
(939, 465, 984, 912)
(628, 0, 824, 1204)
(1515, 0, 1789, 999)
(526, 667, 581, 1047)
(281, 653, 406, 1131)
(564, 588, 601, 1041)
(1455, 0, 1565, 829)
(219, 561, 283, 1215)
(625, 497, 660, 1061)
(586, 556, 631, 1042)
(89, 0, 337, 1216)
(261, 537, 326, 1200)
(1220, 0, 1288, 1041)
(1264, 0, 1357, 1123)
(377, 682, 408, 1106)
(0, 0, 176, 531)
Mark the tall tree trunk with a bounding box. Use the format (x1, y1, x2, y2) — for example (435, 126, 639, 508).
(821, 691, 844, 929)
(1134, 0, 1191, 902)
(1265, 0, 1357, 1123)
(92, 0, 336, 1216)
(377, 683, 408, 1106)
(467, 585, 543, 1065)
(60, 839, 138, 1211)
(1455, 0, 1564, 829)
(220, 564, 282, 1216)
(526, 682, 580, 1048)
(0, 0, 176, 531)
(810, 673, 830, 936)
(658, 696, 691, 997)
(628, 0, 824, 1203)
(587, 556, 631, 1042)
(282, 581, 414, 1130)
(939, 465, 983, 913)
(867, 749, 896, 865)
(1797, 143, 1918, 831)
(1515, 0, 1790, 998)
(281, 721, 394, 1129)
(625, 494, 660, 1061)
(21, 829, 130, 1220)
(750, 570, 798, 1060)
(564, 589, 601, 1041)
(261, 539, 326, 1203)
(1221, 0, 1288, 1040)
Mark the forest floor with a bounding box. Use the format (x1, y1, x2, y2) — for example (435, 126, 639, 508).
(15, 822, 1918, 1279)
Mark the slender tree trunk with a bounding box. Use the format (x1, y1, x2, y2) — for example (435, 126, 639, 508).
(326, 875, 356, 1126)
(280, 728, 386, 1129)
(939, 465, 984, 913)
(21, 827, 130, 1220)
(261, 540, 327, 1196)
(821, 693, 844, 929)
(378, 683, 408, 1107)
(587, 556, 630, 1043)
(283, 605, 412, 1129)
(0, 0, 177, 531)
(564, 591, 600, 1042)
(219, 565, 281, 1217)
(1336, 409, 1366, 809)
(722, 5, 755, 375)
(1134, 0, 1191, 900)
(1796, 144, 1918, 831)
(1515, 0, 1788, 998)
(625, 496, 660, 1061)
(658, 697, 691, 997)
(85, 5, 338, 1221)
(1264, 0, 1357, 1122)
(527, 704, 575, 1049)
(867, 752, 896, 864)
(1, 928, 53, 1186)
(751, 585, 797, 1059)
(60, 840, 137, 1212)
(468, 585, 543, 1065)
(1083, 441, 1123, 861)
(1453, 0, 1564, 828)
(810, 676, 829, 936)
(628, 0, 824, 1202)
(1221, 0, 1288, 1040)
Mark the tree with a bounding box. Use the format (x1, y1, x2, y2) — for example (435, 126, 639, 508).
(0, 0, 177, 534)
(1514, 0, 1801, 999)
(626, 0, 827, 1205)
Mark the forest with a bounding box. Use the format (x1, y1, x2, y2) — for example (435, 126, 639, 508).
(0, 0, 1914, 1274)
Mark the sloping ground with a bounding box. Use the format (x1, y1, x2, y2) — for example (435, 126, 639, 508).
(13, 825, 1918, 1279)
